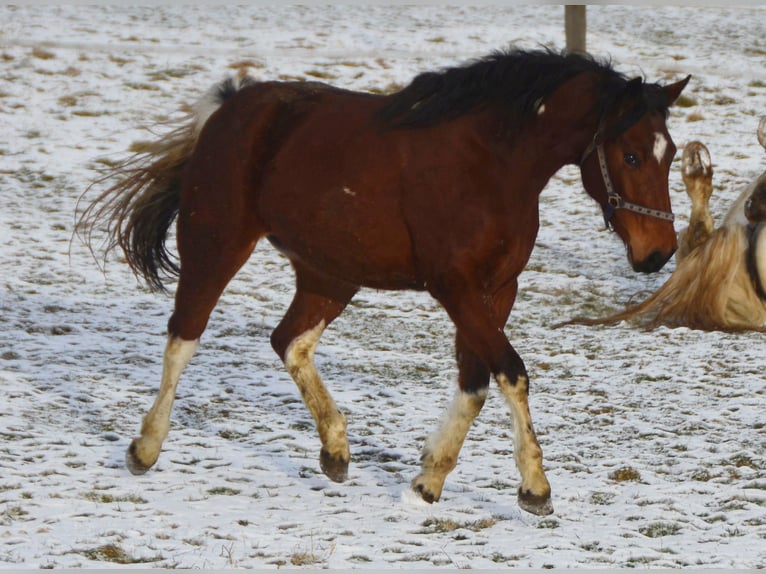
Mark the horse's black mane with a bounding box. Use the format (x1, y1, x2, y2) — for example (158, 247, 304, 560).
(378, 47, 670, 136)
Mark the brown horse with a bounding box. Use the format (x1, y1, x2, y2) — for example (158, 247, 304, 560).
(77, 48, 689, 516)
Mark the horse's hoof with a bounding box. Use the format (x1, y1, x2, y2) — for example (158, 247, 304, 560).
(681, 141, 712, 180)
(410, 476, 439, 504)
(319, 448, 349, 482)
(125, 440, 155, 476)
(518, 488, 554, 516)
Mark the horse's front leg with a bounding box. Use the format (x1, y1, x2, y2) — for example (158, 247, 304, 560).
(411, 332, 489, 503)
(417, 279, 553, 515)
(495, 370, 552, 515)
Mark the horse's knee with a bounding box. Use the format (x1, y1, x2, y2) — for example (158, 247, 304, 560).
(270, 327, 291, 362)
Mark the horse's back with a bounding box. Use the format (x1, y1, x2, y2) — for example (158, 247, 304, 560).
(191, 80, 423, 289)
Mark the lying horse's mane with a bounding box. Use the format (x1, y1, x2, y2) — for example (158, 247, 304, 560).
(378, 47, 671, 137)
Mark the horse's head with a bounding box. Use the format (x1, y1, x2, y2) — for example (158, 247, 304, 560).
(581, 75, 690, 273)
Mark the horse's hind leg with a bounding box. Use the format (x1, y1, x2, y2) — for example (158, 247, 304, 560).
(126, 336, 198, 474)
(126, 208, 260, 474)
(270, 263, 358, 482)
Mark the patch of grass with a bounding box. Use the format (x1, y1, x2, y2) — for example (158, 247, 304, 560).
(58, 95, 78, 107)
(207, 486, 241, 496)
(691, 469, 712, 481)
(590, 491, 615, 505)
(491, 552, 525, 563)
(72, 110, 106, 117)
(486, 479, 514, 491)
(289, 536, 335, 567)
(674, 94, 697, 108)
(537, 518, 559, 529)
(639, 521, 682, 538)
(305, 69, 338, 81)
(714, 95, 737, 106)
(146, 66, 203, 81)
(31, 47, 55, 60)
(228, 59, 266, 72)
(3, 506, 29, 521)
(82, 492, 148, 504)
(609, 466, 641, 482)
(418, 517, 496, 534)
(125, 82, 161, 91)
(109, 54, 132, 66)
(730, 453, 758, 469)
(78, 544, 161, 564)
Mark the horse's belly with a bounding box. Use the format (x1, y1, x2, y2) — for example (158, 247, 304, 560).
(261, 184, 421, 290)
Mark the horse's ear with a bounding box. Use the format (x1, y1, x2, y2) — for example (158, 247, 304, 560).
(621, 77, 644, 98)
(664, 75, 691, 106)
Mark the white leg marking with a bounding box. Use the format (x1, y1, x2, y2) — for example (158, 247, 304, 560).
(131, 336, 198, 469)
(496, 374, 551, 500)
(285, 321, 349, 464)
(412, 388, 487, 501)
(653, 132, 669, 164)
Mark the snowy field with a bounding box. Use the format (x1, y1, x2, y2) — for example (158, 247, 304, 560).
(2, 4, 766, 569)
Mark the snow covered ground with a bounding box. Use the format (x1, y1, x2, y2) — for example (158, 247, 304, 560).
(1, 4, 766, 569)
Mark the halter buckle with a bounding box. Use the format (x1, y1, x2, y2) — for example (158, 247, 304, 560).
(587, 142, 674, 229)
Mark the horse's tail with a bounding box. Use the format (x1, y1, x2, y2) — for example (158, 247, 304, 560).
(555, 287, 664, 329)
(76, 75, 257, 293)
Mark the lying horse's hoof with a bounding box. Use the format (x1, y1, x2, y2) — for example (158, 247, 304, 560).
(518, 488, 554, 516)
(319, 448, 349, 482)
(681, 141, 712, 180)
(125, 439, 156, 476)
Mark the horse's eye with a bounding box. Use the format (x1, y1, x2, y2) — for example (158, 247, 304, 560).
(624, 153, 641, 167)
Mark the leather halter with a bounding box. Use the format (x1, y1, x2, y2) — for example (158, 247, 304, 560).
(581, 137, 675, 229)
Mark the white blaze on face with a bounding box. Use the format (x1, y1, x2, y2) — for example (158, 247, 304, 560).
(653, 132, 669, 164)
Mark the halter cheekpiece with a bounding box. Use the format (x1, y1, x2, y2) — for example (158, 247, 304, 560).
(581, 135, 675, 230)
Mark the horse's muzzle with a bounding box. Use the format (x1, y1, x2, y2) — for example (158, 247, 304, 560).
(632, 249, 675, 273)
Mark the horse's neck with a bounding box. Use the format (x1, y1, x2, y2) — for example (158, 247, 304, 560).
(526, 72, 604, 167)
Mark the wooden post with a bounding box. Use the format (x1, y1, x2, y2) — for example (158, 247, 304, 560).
(565, 5, 586, 54)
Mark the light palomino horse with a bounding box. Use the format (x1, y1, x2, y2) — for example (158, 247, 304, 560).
(564, 117, 766, 331)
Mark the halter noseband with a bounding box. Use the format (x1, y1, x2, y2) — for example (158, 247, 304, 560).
(580, 136, 675, 229)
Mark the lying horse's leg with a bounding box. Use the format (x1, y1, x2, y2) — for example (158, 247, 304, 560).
(411, 333, 489, 502)
(420, 280, 552, 515)
(126, 210, 260, 475)
(270, 263, 358, 482)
